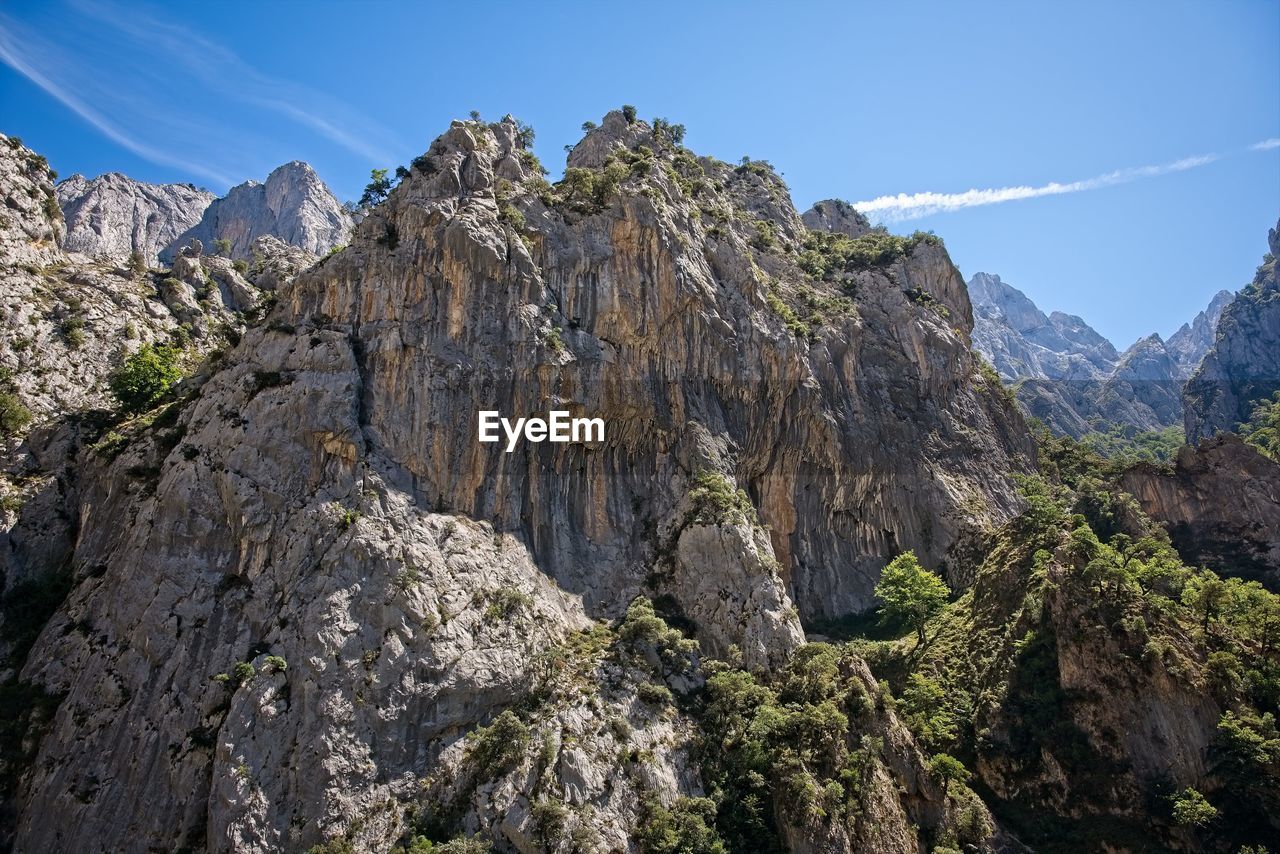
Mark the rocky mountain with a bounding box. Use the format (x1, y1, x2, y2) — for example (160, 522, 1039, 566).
(162, 161, 352, 262)
(1166, 288, 1234, 373)
(2, 117, 1277, 854)
(0, 133, 315, 583)
(969, 271, 1119, 381)
(56, 172, 216, 264)
(0, 112, 1039, 853)
(1183, 223, 1280, 442)
(969, 272, 1231, 437)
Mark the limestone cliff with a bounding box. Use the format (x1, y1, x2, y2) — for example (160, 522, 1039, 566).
(57, 172, 216, 264)
(3, 113, 1035, 852)
(163, 161, 352, 262)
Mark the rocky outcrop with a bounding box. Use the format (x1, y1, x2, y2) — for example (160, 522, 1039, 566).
(5, 113, 1034, 852)
(164, 161, 352, 262)
(1122, 434, 1280, 589)
(244, 235, 318, 291)
(0, 133, 63, 269)
(1183, 222, 1280, 442)
(56, 172, 215, 264)
(801, 199, 870, 238)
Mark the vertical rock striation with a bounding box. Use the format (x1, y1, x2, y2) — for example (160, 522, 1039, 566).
(6, 114, 1035, 851)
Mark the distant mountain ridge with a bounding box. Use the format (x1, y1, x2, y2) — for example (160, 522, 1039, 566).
(56, 172, 216, 264)
(160, 161, 352, 262)
(57, 160, 351, 264)
(968, 271, 1232, 436)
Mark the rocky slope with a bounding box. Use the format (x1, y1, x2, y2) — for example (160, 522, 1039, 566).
(0, 137, 281, 426)
(1, 112, 1036, 852)
(970, 272, 1230, 437)
(1183, 222, 1280, 442)
(57, 172, 216, 264)
(0, 134, 315, 637)
(163, 161, 352, 262)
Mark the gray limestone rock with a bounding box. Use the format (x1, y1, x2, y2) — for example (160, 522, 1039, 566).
(164, 161, 352, 262)
(57, 172, 215, 264)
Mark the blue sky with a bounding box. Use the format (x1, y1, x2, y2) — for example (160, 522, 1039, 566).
(1, 0, 1276, 347)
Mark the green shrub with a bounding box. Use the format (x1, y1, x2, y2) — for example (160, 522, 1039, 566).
(687, 470, 755, 526)
(212, 238, 232, 257)
(621, 104, 638, 123)
(0, 391, 32, 436)
(1240, 391, 1280, 460)
(108, 343, 184, 414)
(637, 796, 725, 854)
(1170, 787, 1217, 827)
(926, 752, 969, 794)
(466, 709, 530, 778)
(798, 229, 940, 282)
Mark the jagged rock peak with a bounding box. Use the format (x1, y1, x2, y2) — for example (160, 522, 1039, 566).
(1184, 219, 1280, 441)
(56, 171, 215, 264)
(162, 160, 352, 261)
(566, 109, 656, 169)
(801, 198, 871, 237)
(1165, 287, 1234, 377)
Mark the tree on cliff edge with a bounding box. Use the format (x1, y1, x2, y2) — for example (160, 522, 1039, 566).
(874, 551, 949, 645)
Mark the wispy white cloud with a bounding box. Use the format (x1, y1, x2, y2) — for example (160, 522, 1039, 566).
(0, 14, 238, 186)
(855, 143, 1273, 223)
(0, 0, 401, 190)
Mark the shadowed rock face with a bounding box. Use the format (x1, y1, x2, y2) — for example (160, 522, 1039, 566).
(57, 172, 215, 264)
(1184, 222, 1280, 443)
(7, 114, 1033, 851)
(163, 161, 352, 261)
(1122, 434, 1280, 590)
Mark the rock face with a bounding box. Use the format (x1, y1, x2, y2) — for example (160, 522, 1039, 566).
(969, 271, 1230, 436)
(164, 161, 352, 262)
(4, 114, 1035, 852)
(1122, 434, 1280, 589)
(969, 271, 1119, 382)
(1166, 288, 1234, 374)
(1183, 222, 1280, 442)
(0, 133, 63, 269)
(801, 199, 870, 238)
(56, 172, 215, 264)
